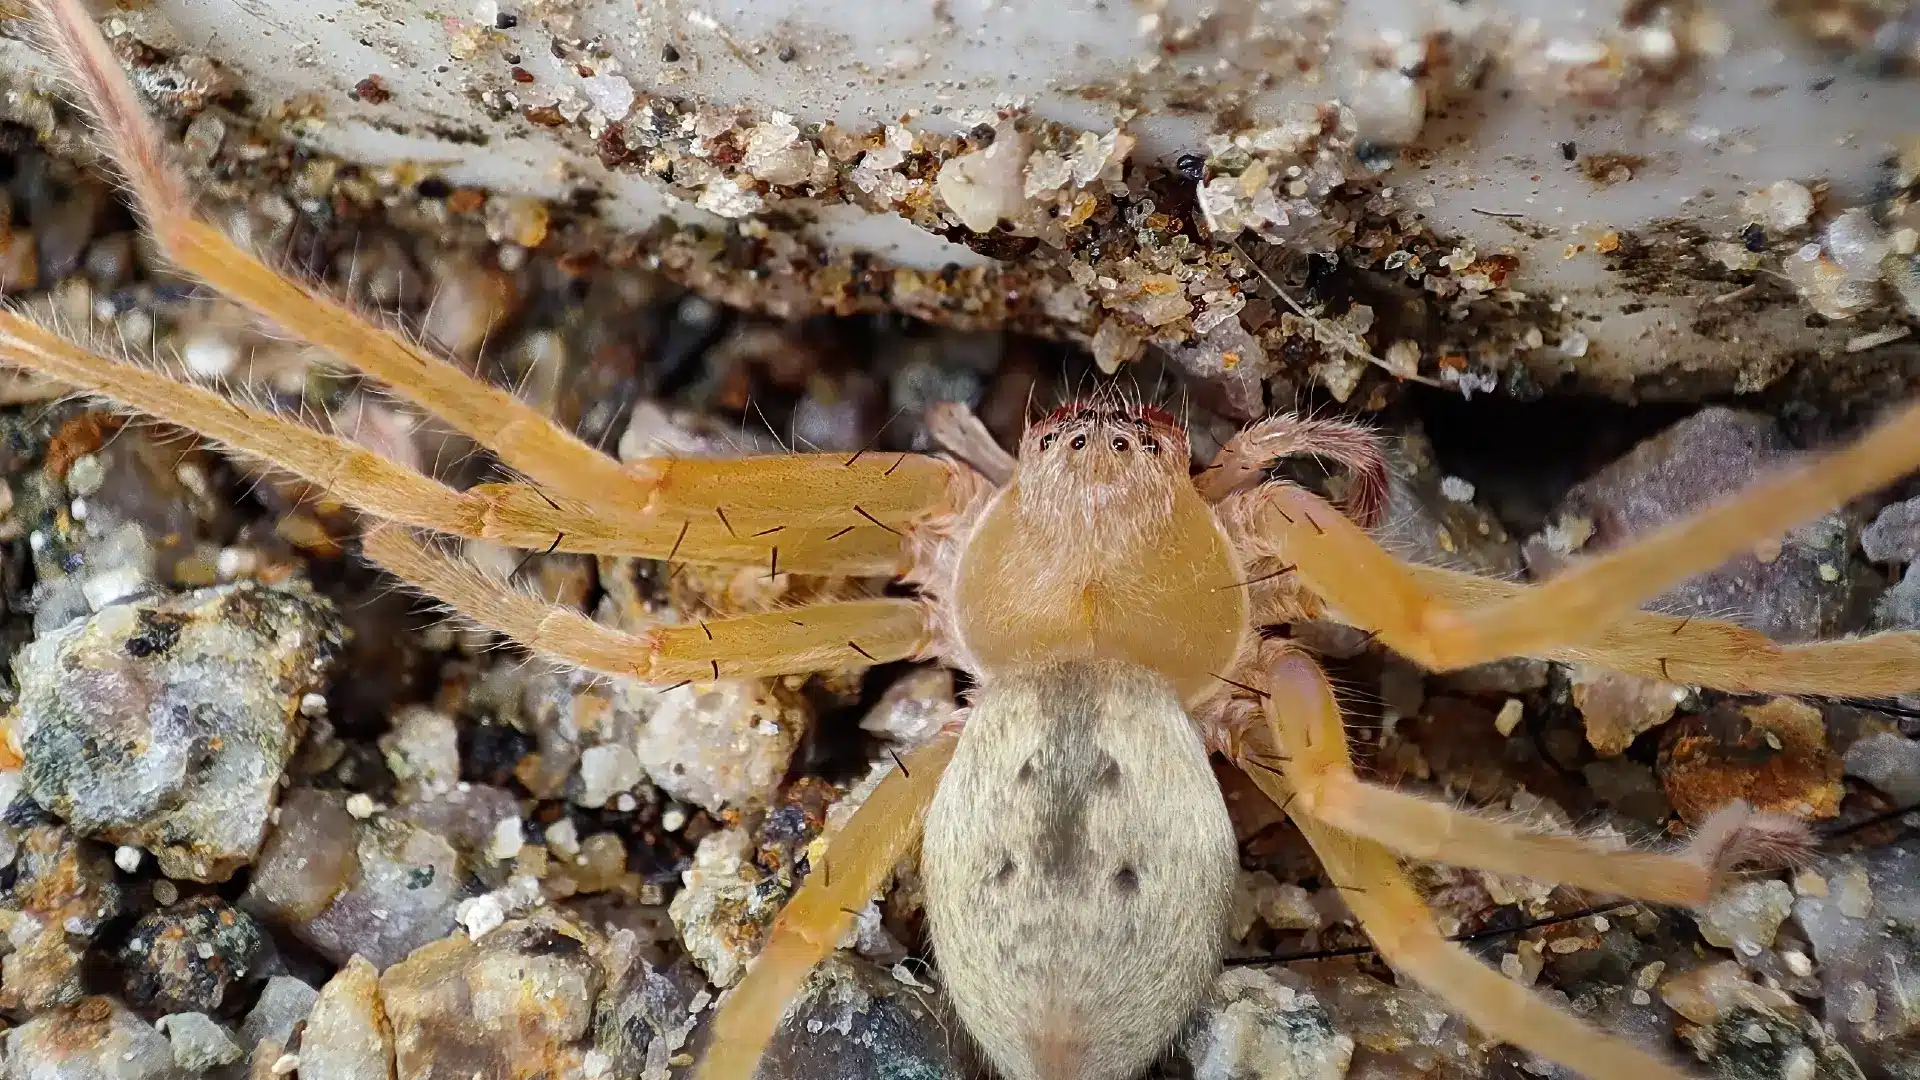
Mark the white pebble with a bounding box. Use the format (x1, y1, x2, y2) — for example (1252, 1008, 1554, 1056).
(270, 1053, 300, 1076)
(661, 805, 688, 832)
(545, 817, 581, 857)
(345, 793, 376, 819)
(457, 894, 506, 940)
(113, 846, 142, 873)
(489, 816, 524, 861)
(1440, 475, 1477, 503)
(577, 743, 641, 809)
(299, 692, 329, 718)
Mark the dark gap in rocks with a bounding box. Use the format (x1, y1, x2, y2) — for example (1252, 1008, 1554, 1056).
(1412, 384, 1694, 536)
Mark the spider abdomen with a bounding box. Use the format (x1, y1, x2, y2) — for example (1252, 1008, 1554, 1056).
(922, 660, 1236, 1080)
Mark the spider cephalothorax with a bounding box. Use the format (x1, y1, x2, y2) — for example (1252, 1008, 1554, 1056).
(7, 5, 1920, 1080)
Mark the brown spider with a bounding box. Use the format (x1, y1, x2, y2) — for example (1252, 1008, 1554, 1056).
(9, 3, 1920, 1079)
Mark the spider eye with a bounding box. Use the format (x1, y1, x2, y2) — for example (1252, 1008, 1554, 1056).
(1111, 436, 1129, 452)
(1141, 437, 1160, 454)
(1069, 434, 1087, 450)
(1039, 433, 1057, 450)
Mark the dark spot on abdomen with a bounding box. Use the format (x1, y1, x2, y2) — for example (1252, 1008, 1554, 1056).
(1113, 865, 1139, 893)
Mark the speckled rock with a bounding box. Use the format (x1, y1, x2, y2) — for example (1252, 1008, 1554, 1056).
(157, 1012, 243, 1072)
(1842, 731, 1920, 805)
(380, 912, 605, 1080)
(1183, 967, 1355, 1080)
(242, 789, 465, 969)
(378, 707, 462, 802)
(8, 582, 344, 881)
(5, 996, 186, 1080)
(858, 666, 958, 746)
(1661, 961, 1868, 1080)
(234, 976, 318, 1058)
(1171, 318, 1274, 421)
(1381, 427, 1524, 580)
(668, 827, 784, 989)
(298, 955, 394, 1080)
(1, 824, 127, 1012)
(1658, 698, 1844, 824)
(594, 950, 708, 1080)
(119, 896, 269, 1016)
(1571, 664, 1688, 756)
(1526, 408, 1853, 642)
(1299, 967, 1479, 1079)
(1792, 840, 1920, 1078)
(1697, 879, 1794, 959)
(1861, 495, 1920, 563)
(1876, 565, 1920, 631)
(746, 954, 962, 1080)
(634, 681, 811, 812)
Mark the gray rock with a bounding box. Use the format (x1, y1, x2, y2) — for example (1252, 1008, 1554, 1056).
(1876, 565, 1920, 631)
(1862, 496, 1920, 563)
(1525, 408, 1853, 642)
(157, 1013, 243, 1072)
(11, 582, 344, 881)
(302, 819, 464, 969)
(1793, 840, 1920, 1078)
(1171, 318, 1274, 421)
(235, 976, 319, 1055)
(1183, 967, 1355, 1080)
(1380, 427, 1524, 579)
(746, 954, 963, 1080)
(1843, 732, 1920, 805)
(119, 896, 269, 1016)
(6, 997, 186, 1080)
(298, 956, 394, 1080)
(595, 951, 709, 1080)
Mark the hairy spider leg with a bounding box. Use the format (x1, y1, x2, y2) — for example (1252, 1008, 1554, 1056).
(366, 527, 935, 680)
(1196, 413, 1392, 527)
(31, 0, 969, 538)
(695, 730, 961, 1080)
(1219, 483, 1920, 696)
(1242, 641, 1809, 908)
(1218, 399, 1920, 669)
(0, 315, 912, 575)
(1238, 650, 1700, 1080)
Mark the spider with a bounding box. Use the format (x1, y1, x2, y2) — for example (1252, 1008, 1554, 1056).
(8, 3, 1920, 1079)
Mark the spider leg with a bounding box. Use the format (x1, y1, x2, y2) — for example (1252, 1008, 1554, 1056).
(925, 401, 1016, 485)
(1220, 481, 1920, 692)
(369, 526, 937, 680)
(31, 0, 978, 534)
(0, 315, 910, 573)
(695, 730, 960, 1080)
(1404, 561, 1920, 698)
(1242, 644, 1809, 908)
(1196, 413, 1391, 526)
(1231, 652, 1699, 1080)
(34, 0, 636, 506)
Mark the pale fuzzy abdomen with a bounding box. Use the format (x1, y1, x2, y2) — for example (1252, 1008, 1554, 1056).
(922, 661, 1238, 1080)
